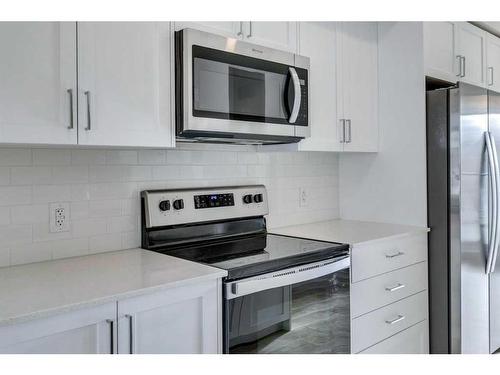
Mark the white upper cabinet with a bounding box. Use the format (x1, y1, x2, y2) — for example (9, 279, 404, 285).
(0, 22, 77, 145)
(455, 22, 487, 87)
(337, 22, 379, 152)
(243, 22, 298, 53)
(424, 22, 458, 83)
(117, 281, 220, 354)
(175, 21, 298, 53)
(77, 22, 174, 147)
(173, 22, 241, 39)
(486, 34, 500, 93)
(298, 22, 341, 152)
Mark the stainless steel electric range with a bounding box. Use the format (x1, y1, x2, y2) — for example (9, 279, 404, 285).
(141, 185, 350, 354)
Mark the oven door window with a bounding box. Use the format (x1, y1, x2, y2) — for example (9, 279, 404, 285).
(192, 45, 306, 126)
(226, 269, 350, 354)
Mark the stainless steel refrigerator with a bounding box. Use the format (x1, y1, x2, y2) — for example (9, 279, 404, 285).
(427, 82, 500, 354)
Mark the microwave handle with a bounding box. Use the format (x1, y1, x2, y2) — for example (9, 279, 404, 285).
(288, 67, 302, 124)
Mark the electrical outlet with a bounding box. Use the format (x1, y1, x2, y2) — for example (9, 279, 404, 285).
(299, 188, 308, 207)
(49, 202, 70, 233)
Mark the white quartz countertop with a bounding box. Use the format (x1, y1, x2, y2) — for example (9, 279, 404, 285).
(270, 219, 429, 246)
(0, 248, 226, 327)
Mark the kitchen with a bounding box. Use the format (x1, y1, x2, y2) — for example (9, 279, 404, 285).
(1, 0, 500, 372)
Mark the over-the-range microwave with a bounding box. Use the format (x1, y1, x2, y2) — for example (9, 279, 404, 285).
(175, 28, 310, 145)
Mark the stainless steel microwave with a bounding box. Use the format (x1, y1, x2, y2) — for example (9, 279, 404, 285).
(175, 28, 310, 144)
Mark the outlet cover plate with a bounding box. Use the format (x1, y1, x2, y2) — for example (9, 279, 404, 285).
(49, 202, 70, 233)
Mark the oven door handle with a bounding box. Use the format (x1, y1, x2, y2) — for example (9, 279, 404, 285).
(226, 257, 350, 299)
(287, 67, 301, 124)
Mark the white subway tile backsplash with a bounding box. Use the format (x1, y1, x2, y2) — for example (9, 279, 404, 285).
(0, 146, 339, 267)
(33, 149, 71, 165)
(71, 217, 108, 238)
(0, 247, 9, 267)
(11, 166, 52, 185)
(71, 150, 106, 165)
(0, 149, 31, 166)
(0, 207, 10, 226)
(89, 233, 122, 254)
(0, 186, 32, 206)
(0, 167, 10, 185)
(106, 150, 138, 165)
(10, 242, 52, 266)
(11, 204, 49, 224)
(138, 150, 166, 165)
(33, 185, 71, 203)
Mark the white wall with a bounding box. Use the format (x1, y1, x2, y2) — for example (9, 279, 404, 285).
(339, 22, 427, 227)
(0, 144, 339, 267)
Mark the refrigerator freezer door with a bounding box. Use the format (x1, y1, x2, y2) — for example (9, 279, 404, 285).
(456, 83, 490, 354)
(488, 90, 500, 353)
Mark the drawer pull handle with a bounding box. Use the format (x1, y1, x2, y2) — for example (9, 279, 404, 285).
(385, 251, 404, 259)
(385, 314, 405, 325)
(385, 283, 406, 292)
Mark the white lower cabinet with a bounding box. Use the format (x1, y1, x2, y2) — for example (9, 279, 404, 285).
(0, 280, 221, 354)
(360, 320, 429, 354)
(350, 232, 429, 354)
(117, 280, 221, 354)
(0, 302, 116, 354)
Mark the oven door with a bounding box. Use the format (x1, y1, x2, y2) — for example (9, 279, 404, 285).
(176, 28, 309, 140)
(223, 257, 350, 354)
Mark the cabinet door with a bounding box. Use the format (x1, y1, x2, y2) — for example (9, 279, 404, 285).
(174, 21, 242, 38)
(339, 22, 379, 152)
(487, 34, 500, 93)
(298, 22, 341, 151)
(244, 22, 298, 53)
(117, 280, 221, 354)
(0, 303, 116, 354)
(0, 22, 77, 145)
(456, 22, 487, 87)
(77, 22, 174, 147)
(424, 22, 458, 83)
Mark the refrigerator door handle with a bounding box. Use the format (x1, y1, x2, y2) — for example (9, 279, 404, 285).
(490, 132, 500, 273)
(486, 131, 499, 274)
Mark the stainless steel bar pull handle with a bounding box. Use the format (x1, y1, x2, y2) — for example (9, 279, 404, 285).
(461, 56, 466, 77)
(385, 314, 405, 325)
(385, 250, 404, 259)
(125, 314, 134, 354)
(456, 55, 462, 77)
(84, 90, 91, 131)
(486, 132, 498, 274)
(385, 283, 406, 292)
(67, 89, 74, 129)
(346, 119, 352, 143)
(340, 119, 346, 143)
(491, 132, 500, 273)
(489, 67, 494, 86)
(288, 67, 301, 124)
(247, 21, 252, 38)
(106, 319, 115, 354)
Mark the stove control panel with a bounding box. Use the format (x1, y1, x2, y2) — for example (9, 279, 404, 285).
(195, 193, 234, 209)
(141, 185, 268, 228)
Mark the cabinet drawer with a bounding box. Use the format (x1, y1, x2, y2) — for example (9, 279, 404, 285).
(351, 262, 428, 318)
(359, 320, 429, 354)
(351, 291, 428, 353)
(351, 232, 427, 282)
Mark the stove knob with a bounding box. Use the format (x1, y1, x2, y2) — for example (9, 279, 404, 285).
(159, 200, 170, 211)
(173, 199, 184, 210)
(243, 194, 253, 204)
(253, 194, 263, 203)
